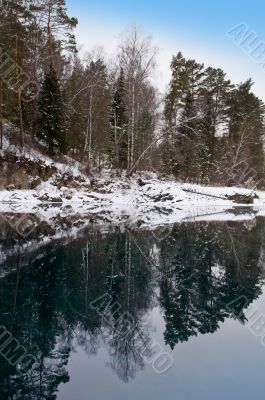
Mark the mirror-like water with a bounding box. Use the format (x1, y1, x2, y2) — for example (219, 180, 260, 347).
(0, 215, 265, 400)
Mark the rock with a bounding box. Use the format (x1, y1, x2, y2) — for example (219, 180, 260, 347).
(29, 176, 41, 189)
(54, 172, 87, 189)
(38, 193, 63, 203)
(153, 193, 174, 202)
(63, 190, 73, 200)
(90, 178, 96, 188)
(63, 205, 73, 211)
(6, 184, 16, 191)
(49, 196, 63, 203)
(226, 193, 256, 204)
(137, 178, 148, 187)
(38, 193, 49, 202)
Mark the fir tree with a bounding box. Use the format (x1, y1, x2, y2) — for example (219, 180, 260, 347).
(64, 56, 86, 156)
(164, 53, 204, 179)
(37, 65, 65, 155)
(0, 0, 32, 147)
(110, 68, 128, 168)
(227, 79, 265, 187)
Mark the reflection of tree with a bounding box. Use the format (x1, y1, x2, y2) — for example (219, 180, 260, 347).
(107, 318, 149, 382)
(90, 232, 154, 382)
(159, 221, 265, 349)
(0, 227, 156, 396)
(0, 247, 70, 399)
(105, 234, 153, 381)
(0, 219, 264, 395)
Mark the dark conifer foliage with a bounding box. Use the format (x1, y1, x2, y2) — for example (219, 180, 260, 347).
(109, 68, 128, 168)
(164, 52, 265, 186)
(37, 65, 65, 155)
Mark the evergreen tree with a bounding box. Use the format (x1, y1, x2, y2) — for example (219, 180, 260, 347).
(110, 68, 128, 168)
(37, 65, 65, 155)
(227, 79, 265, 187)
(64, 56, 86, 156)
(0, 0, 32, 147)
(177, 83, 200, 180)
(164, 53, 204, 179)
(198, 67, 232, 182)
(30, 0, 78, 66)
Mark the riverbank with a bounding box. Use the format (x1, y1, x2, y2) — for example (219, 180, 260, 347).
(1, 131, 265, 228)
(1, 174, 265, 228)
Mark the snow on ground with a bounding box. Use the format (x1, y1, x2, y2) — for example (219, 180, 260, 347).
(1, 127, 89, 181)
(1, 174, 265, 228)
(2, 128, 265, 229)
(2, 126, 265, 281)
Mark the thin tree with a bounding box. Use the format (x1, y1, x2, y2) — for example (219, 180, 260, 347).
(118, 26, 157, 172)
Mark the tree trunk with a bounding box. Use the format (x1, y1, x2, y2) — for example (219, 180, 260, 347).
(130, 80, 135, 171)
(114, 110, 119, 167)
(15, 33, 24, 148)
(88, 89, 93, 169)
(47, 1, 53, 67)
(0, 76, 3, 150)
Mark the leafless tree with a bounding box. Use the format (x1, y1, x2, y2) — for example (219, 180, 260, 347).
(118, 26, 158, 172)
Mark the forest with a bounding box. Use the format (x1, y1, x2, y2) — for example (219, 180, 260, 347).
(0, 0, 265, 187)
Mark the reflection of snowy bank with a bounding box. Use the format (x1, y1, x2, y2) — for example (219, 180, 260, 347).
(0, 205, 264, 280)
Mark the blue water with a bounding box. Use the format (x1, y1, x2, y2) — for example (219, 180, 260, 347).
(0, 218, 265, 399)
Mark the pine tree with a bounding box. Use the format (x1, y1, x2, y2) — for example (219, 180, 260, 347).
(178, 84, 199, 180)
(227, 79, 265, 187)
(109, 68, 128, 168)
(37, 65, 65, 155)
(30, 0, 78, 66)
(164, 53, 204, 179)
(198, 67, 232, 182)
(64, 56, 86, 156)
(163, 52, 187, 175)
(0, 0, 32, 147)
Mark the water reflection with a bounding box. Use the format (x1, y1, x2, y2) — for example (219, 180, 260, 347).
(0, 216, 265, 398)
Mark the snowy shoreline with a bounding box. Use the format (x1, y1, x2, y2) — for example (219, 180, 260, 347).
(2, 134, 265, 227)
(1, 177, 264, 278)
(1, 177, 265, 228)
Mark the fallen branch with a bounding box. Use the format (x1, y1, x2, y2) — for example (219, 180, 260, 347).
(181, 187, 226, 200)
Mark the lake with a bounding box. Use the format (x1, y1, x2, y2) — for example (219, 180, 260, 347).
(0, 214, 265, 400)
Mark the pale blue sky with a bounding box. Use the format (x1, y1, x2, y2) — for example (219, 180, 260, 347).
(67, 0, 265, 99)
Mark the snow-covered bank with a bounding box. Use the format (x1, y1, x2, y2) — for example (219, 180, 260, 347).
(1, 175, 265, 228)
(2, 130, 265, 228)
(1, 172, 265, 279)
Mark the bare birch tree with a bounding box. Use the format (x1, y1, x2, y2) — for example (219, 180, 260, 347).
(118, 26, 157, 172)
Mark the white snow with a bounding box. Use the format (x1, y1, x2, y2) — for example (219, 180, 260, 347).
(2, 128, 265, 229)
(1, 174, 265, 228)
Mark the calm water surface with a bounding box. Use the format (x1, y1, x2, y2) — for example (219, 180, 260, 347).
(0, 216, 265, 399)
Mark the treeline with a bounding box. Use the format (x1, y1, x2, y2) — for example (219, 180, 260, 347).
(164, 53, 265, 185)
(0, 0, 265, 186)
